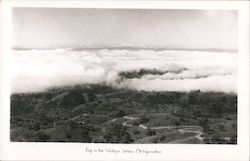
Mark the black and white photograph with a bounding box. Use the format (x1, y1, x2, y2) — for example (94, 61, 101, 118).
(10, 7, 238, 144)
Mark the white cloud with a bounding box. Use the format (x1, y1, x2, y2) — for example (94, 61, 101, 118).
(11, 49, 237, 93)
(117, 73, 237, 93)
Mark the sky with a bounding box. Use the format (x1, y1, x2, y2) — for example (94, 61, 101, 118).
(12, 8, 238, 50)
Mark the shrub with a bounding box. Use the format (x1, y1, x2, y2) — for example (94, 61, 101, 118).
(145, 128, 156, 136)
(34, 131, 50, 141)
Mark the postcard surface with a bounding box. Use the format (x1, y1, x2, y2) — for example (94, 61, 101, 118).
(0, 0, 249, 161)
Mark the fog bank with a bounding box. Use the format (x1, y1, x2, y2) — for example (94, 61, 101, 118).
(11, 49, 237, 94)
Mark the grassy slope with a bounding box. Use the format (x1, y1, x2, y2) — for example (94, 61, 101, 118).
(10, 84, 237, 144)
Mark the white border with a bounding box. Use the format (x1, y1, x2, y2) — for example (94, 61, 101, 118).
(0, 1, 249, 161)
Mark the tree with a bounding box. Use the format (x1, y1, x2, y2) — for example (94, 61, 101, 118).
(159, 135, 166, 141)
(210, 103, 223, 118)
(34, 131, 50, 141)
(56, 90, 86, 109)
(80, 130, 92, 143)
(217, 124, 226, 131)
(139, 115, 149, 124)
(229, 134, 237, 144)
(133, 129, 140, 135)
(145, 128, 156, 136)
(170, 118, 181, 127)
(104, 124, 133, 143)
(188, 90, 200, 105)
(67, 120, 79, 130)
(211, 135, 224, 144)
(11, 95, 33, 115)
(122, 133, 134, 143)
(188, 95, 198, 105)
(87, 92, 97, 102)
(175, 121, 180, 127)
(109, 108, 126, 117)
(199, 118, 210, 133)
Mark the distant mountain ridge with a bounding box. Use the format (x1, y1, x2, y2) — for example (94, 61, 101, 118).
(12, 46, 237, 53)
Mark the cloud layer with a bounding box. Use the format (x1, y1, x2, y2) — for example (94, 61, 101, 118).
(11, 49, 237, 93)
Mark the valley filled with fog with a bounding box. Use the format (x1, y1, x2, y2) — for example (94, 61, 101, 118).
(10, 49, 237, 144)
(11, 48, 237, 94)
